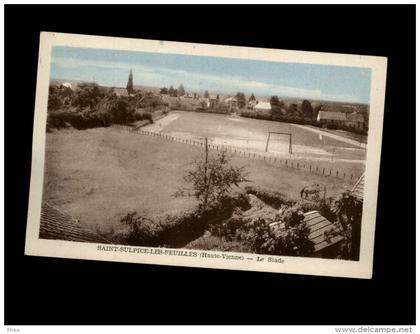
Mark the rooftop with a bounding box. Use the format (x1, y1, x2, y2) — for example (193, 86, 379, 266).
(347, 113, 365, 123)
(255, 101, 272, 110)
(271, 210, 344, 253)
(318, 111, 348, 121)
(351, 173, 365, 200)
(39, 202, 111, 244)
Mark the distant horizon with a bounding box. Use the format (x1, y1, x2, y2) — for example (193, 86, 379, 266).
(50, 46, 372, 104)
(50, 77, 370, 106)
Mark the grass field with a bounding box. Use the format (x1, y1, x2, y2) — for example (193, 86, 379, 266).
(42, 128, 354, 233)
(144, 111, 367, 162)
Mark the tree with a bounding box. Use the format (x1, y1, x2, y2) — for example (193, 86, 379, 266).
(168, 86, 175, 97)
(249, 93, 256, 101)
(301, 100, 313, 118)
(270, 95, 280, 107)
(173, 89, 178, 97)
(160, 87, 169, 94)
(175, 139, 249, 212)
(178, 84, 186, 96)
(204, 90, 210, 98)
(106, 98, 135, 124)
(71, 83, 105, 109)
(333, 191, 363, 260)
(48, 86, 63, 111)
(288, 103, 299, 115)
(126, 69, 134, 95)
(270, 96, 284, 115)
(235, 92, 246, 109)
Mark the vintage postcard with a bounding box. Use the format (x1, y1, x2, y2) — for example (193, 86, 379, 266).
(25, 32, 387, 278)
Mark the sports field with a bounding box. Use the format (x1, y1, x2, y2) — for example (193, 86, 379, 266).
(144, 111, 367, 163)
(42, 128, 355, 233)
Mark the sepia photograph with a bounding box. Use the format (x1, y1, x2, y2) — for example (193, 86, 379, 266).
(24, 32, 387, 278)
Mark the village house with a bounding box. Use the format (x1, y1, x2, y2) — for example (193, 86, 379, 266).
(200, 95, 219, 109)
(254, 101, 272, 113)
(346, 112, 366, 129)
(113, 87, 129, 97)
(209, 95, 219, 108)
(317, 110, 348, 126)
(60, 82, 73, 90)
(248, 99, 258, 109)
(317, 110, 366, 129)
(224, 96, 238, 110)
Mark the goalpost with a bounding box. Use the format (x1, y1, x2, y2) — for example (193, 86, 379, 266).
(265, 132, 293, 155)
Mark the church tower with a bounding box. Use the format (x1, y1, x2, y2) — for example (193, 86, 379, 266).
(126, 69, 134, 95)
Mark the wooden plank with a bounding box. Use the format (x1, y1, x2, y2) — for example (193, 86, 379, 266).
(309, 224, 339, 240)
(305, 215, 328, 228)
(311, 233, 343, 246)
(308, 220, 335, 236)
(314, 235, 344, 252)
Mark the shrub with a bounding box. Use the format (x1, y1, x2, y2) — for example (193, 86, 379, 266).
(175, 149, 249, 212)
(244, 185, 293, 209)
(209, 209, 246, 241)
(245, 211, 314, 256)
(134, 109, 153, 122)
(119, 212, 161, 246)
(240, 109, 367, 136)
(105, 98, 135, 124)
(185, 235, 250, 252)
(71, 83, 106, 109)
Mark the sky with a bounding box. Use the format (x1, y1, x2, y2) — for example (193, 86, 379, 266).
(50, 46, 372, 104)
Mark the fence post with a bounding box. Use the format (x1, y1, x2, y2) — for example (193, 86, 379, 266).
(322, 168, 325, 175)
(336, 171, 339, 177)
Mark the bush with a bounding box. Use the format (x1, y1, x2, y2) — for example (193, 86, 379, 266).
(119, 212, 160, 246)
(71, 83, 106, 109)
(245, 212, 314, 256)
(244, 185, 293, 209)
(185, 235, 250, 252)
(240, 109, 367, 136)
(105, 98, 135, 124)
(134, 109, 153, 122)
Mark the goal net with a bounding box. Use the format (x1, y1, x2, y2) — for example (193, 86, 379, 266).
(265, 132, 293, 155)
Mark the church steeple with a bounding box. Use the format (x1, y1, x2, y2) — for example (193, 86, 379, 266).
(126, 69, 134, 95)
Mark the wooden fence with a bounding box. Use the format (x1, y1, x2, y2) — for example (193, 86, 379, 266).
(112, 125, 361, 182)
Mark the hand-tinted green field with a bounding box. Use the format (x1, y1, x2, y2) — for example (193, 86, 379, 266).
(42, 128, 355, 232)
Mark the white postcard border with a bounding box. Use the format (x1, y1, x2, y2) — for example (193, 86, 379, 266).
(24, 32, 388, 279)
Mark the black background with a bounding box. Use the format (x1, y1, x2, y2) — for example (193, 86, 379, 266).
(4, 5, 415, 325)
